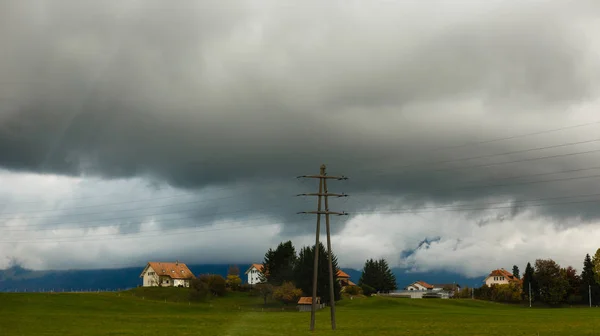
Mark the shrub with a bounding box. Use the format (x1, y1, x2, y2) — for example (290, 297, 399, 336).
(344, 285, 362, 296)
(273, 281, 303, 304)
(189, 278, 209, 302)
(198, 274, 227, 297)
(226, 275, 242, 291)
(361, 284, 376, 296)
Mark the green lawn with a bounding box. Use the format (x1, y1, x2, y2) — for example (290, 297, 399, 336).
(0, 290, 598, 336)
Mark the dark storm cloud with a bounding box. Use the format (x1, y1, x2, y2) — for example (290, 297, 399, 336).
(2, 0, 600, 226)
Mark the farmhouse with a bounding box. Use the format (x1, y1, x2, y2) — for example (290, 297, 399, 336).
(406, 281, 435, 291)
(336, 270, 357, 287)
(140, 261, 194, 287)
(244, 264, 264, 285)
(484, 268, 521, 286)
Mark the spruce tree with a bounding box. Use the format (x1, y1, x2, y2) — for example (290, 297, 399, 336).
(581, 253, 600, 304)
(358, 258, 397, 293)
(261, 241, 297, 286)
(512, 265, 520, 279)
(522, 262, 536, 301)
(293, 242, 341, 302)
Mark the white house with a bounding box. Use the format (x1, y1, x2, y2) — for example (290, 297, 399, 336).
(406, 281, 435, 291)
(484, 268, 521, 286)
(140, 261, 195, 287)
(244, 263, 264, 285)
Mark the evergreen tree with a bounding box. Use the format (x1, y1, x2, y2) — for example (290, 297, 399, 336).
(293, 242, 341, 302)
(358, 258, 397, 293)
(581, 253, 600, 305)
(261, 241, 297, 286)
(512, 265, 520, 279)
(522, 262, 536, 301)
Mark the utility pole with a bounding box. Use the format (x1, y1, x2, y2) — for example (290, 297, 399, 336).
(529, 282, 532, 308)
(589, 284, 592, 308)
(298, 164, 348, 331)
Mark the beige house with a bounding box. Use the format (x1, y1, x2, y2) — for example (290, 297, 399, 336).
(140, 261, 195, 287)
(484, 268, 521, 286)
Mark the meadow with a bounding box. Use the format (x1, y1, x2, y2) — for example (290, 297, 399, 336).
(0, 289, 598, 336)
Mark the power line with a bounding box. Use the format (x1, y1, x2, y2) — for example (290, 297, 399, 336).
(0, 196, 297, 229)
(0, 217, 292, 244)
(0, 191, 281, 220)
(398, 147, 600, 175)
(371, 137, 600, 174)
(354, 197, 600, 215)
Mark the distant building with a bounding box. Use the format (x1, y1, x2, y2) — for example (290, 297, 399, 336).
(336, 270, 357, 287)
(140, 261, 194, 287)
(244, 264, 264, 285)
(297, 296, 324, 312)
(484, 268, 521, 286)
(405, 281, 435, 291)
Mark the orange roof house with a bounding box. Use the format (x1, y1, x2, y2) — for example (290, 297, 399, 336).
(406, 281, 435, 290)
(140, 261, 194, 287)
(244, 263, 265, 285)
(484, 268, 522, 286)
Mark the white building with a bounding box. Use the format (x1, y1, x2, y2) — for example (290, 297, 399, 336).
(140, 261, 195, 287)
(406, 281, 435, 291)
(244, 263, 264, 285)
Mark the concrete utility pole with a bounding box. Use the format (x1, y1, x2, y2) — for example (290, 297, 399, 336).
(298, 164, 348, 331)
(590, 284, 592, 308)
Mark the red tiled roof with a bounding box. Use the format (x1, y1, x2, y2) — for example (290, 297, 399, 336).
(411, 281, 434, 289)
(142, 262, 194, 279)
(486, 268, 521, 283)
(298, 297, 320, 305)
(245, 263, 264, 275)
(336, 270, 350, 278)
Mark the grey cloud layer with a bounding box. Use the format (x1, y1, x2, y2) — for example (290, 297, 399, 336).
(2, 0, 600, 225)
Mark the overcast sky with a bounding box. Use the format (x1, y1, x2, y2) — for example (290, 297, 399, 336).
(1, 0, 600, 277)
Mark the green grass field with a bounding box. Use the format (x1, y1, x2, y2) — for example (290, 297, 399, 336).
(1, 289, 598, 336)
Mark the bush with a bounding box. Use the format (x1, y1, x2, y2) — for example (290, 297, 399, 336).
(189, 278, 209, 302)
(226, 275, 242, 291)
(273, 281, 303, 304)
(361, 284, 376, 296)
(198, 274, 227, 297)
(344, 285, 362, 295)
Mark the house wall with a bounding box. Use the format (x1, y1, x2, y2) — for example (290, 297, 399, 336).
(247, 267, 262, 285)
(173, 279, 190, 287)
(485, 276, 510, 286)
(142, 266, 159, 287)
(407, 283, 429, 291)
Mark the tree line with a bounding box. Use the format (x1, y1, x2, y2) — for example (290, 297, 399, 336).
(475, 248, 600, 306)
(255, 241, 398, 304)
(187, 240, 400, 304)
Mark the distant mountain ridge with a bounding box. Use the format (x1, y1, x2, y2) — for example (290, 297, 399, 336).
(0, 264, 485, 292)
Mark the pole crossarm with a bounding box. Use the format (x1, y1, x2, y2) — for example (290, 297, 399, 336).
(296, 193, 348, 197)
(297, 175, 348, 180)
(297, 211, 348, 216)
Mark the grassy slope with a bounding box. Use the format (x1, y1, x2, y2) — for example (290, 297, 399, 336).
(1, 290, 599, 336)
